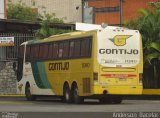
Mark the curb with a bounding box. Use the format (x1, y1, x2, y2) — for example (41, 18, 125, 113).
(0, 94, 25, 97)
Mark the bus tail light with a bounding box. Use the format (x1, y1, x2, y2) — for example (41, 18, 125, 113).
(139, 73, 143, 83)
(93, 72, 98, 81)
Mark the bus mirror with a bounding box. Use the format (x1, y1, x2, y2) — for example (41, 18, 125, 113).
(13, 62, 17, 71)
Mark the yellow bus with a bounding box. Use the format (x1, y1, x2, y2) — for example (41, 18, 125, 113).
(16, 27, 143, 104)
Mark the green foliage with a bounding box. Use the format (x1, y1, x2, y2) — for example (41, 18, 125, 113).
(126, 3, 160, 63)
(35, 13, 72, 39)
(126, 2, 160, 88)
(7, 0, 72, 38)
(7, 0, 38, 21)
(146, 42, 160, 63)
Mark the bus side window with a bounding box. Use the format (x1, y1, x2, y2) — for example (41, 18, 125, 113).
(59, 42, 63, 58)
(81, 38, 91, 57)
(86, 38, 91, 56)
(74, 40, 81, 57)
(63, 42, 69, 58)
(30, 45, 39, 59)
(39, 45, 43, 59)
(69, 41, 74, 58)
(48, 44, 53, 59)
(53, 43, 59, 59)
(39, 44, 48, 59)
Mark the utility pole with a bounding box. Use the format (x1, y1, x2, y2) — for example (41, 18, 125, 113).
(82, 0, 84, 23)
(120, 0, 123, 27)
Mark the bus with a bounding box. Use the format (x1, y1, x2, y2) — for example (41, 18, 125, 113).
(16, 27, 143, 104)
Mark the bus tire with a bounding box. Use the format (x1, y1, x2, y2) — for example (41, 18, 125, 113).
(63, 84, 72, 103)
(73, 84, 84, 104)
(25, 83, 36, 101)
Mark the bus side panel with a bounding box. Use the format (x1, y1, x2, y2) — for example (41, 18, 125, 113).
(45, 59, 93, 96)
(69, 59, 93, 96)
(32, 62, 52, 89)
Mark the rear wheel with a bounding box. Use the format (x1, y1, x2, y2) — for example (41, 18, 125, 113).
(73, 84, 84, 104)
(63, 84, 72, 103)
(25, 83, 36, 101)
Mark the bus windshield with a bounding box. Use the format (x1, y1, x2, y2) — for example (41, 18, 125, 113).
(97, 29, 140, 67)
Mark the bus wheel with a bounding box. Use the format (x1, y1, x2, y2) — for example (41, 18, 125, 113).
(73, 84, 84, 104)
(25, 83, 36, 101)
(63, 84, 72, 103)
(112, 97, 123, 104)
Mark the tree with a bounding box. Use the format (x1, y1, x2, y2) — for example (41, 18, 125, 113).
(35, 13, 72, 39)
(7, 0, 38, 21)
(7, 0, 72, 38)
(126, 2, 160, 88)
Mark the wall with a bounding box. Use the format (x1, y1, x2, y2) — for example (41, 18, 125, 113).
(0, 32, 35, 94)
(88, 0, 159, 25)
(8, 0, 82, 23)
(0, 0, 6, 19)
(0, 61, 17, 94)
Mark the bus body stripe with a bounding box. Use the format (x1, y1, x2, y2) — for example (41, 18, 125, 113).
(31, 62, 45, 88)
(37, 62, 51, 88)
(31, 62, 51, 89)
(101, 74, 137, 78)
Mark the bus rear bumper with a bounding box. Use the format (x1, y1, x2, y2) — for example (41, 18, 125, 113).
(92, 85, 143, 95)
(142, 89, 160, 95)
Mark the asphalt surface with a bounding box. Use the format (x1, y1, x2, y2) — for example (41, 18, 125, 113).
(0, 96, 160, 118)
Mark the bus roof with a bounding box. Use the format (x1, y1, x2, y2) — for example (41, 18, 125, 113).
(75, 22, 120, 31)
(20, 23, 136, 46)
(21, 30, 97, 45)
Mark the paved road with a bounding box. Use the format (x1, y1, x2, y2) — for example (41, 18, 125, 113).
(0, 97, 160, 118)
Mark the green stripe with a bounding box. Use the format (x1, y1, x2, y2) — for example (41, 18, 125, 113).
(31, 62, 51, 89)
(37, 62, 51, 88)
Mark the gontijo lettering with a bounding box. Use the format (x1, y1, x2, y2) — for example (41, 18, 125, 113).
(49, 62, 69, 71)
(99, 49, 139, 55)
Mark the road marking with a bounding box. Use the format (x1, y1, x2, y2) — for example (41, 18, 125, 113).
(0, 101, 33, 105)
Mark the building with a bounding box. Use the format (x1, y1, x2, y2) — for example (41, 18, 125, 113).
(7, 0, 82, 23)
(86, 0, 159, 25)
(0, 0, 6, 19)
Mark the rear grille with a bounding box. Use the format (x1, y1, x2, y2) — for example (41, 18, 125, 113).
(83, 78, 91, 93)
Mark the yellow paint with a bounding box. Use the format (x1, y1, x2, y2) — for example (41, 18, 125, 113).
(143, 89, 160, 95)
(110, 35, 132, 46)
(25, 30, 143, 97)
(0, 101, 33, 105)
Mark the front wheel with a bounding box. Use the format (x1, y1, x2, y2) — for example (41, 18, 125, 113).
(73, 84, 84, 104)
(25, 84, 36, 101)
